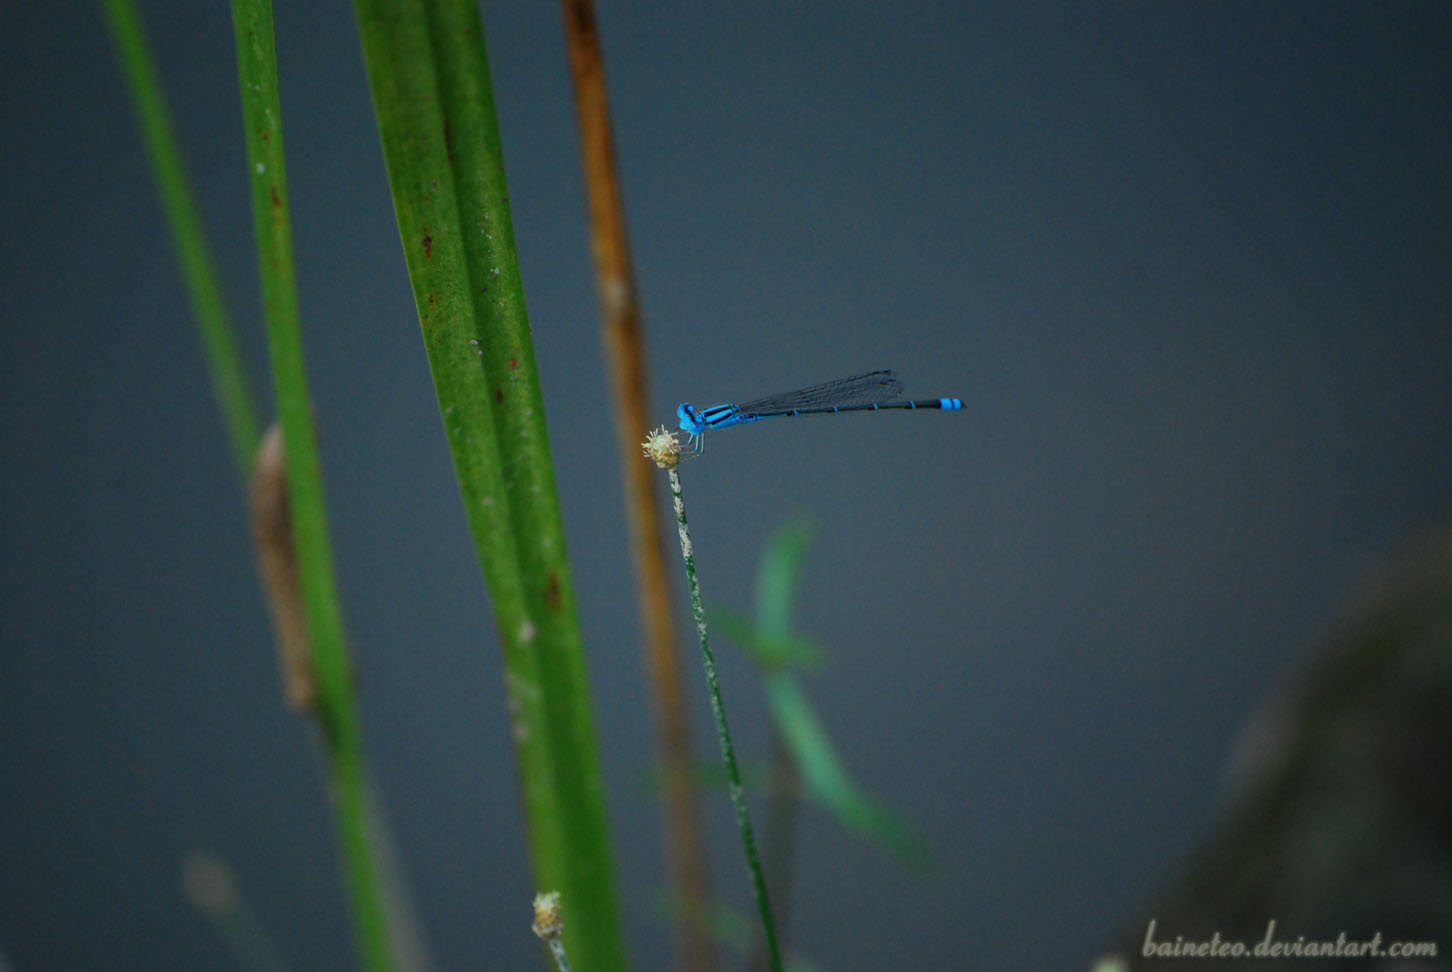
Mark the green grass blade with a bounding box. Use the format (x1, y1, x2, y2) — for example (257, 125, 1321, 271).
(230, 2, 393, 968)
(101, 0, 262, 483)
(350, 2, 625, 968)
(422, 6, 627, 960)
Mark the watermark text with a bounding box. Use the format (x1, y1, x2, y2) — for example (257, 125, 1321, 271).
(1141, 919, 1438, 960)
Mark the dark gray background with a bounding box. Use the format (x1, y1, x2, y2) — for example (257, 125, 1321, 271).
(4, 2, 1450, 969)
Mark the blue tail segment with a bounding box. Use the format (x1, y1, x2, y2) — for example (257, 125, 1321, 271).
(676, 370, 962, 451)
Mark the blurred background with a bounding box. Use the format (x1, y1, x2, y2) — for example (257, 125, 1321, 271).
(3, 2, 1450, 969)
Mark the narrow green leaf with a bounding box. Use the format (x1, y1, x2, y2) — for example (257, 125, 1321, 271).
(423, 13, 623, 963)
(230, 1, 393, 968)
(101, 0, 261, 483)
(350, 2, 625, 968)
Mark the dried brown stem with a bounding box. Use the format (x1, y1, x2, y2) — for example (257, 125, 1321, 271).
(248, 423, 315, 711)
(561, 3, 714, 969)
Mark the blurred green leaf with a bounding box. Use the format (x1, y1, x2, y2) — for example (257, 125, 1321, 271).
(755, 519, 815, 638)
(764, 674, 930, 869)
(710, 603, 824, 670)
(718, 519, 934, 871)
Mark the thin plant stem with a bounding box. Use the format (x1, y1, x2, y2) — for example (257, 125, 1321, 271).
(751, 729, 801, 972)
(100, 0, 261, 484)
(666, 465, 783, 972)
(531, 892, 574, 972)
(230, 1, 392, 968)
(545, 940, 573, 972)
(558, 2, 712, 969)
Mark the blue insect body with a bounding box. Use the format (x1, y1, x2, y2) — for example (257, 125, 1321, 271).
(676, 369, 962, 451)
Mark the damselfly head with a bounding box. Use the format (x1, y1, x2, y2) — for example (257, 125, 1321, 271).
(676, 402, 703, 433)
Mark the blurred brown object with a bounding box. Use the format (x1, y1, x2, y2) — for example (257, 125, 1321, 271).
(1110, 516, 1452, 970)
(249, 423, 315, 712)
